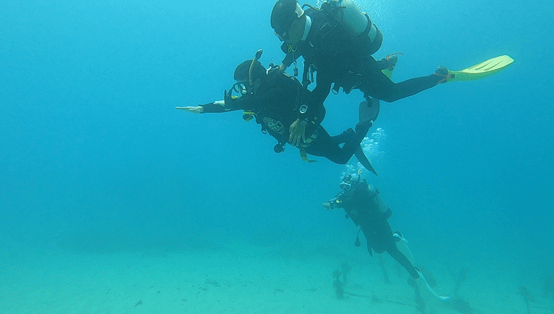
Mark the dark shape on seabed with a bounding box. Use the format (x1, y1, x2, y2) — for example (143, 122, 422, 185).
(444, 298, 477, 314)
(519, 285, 536, 314)
(453, 268, 468, 297)
(341, 262, 352, 285)
(333, 269, 345, 299)
(408, 277, 426, 314)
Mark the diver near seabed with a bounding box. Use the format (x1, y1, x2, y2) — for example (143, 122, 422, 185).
(270, 0, 514, 118)
(323, 174, 450, 301)
(176, 50, 381, 174)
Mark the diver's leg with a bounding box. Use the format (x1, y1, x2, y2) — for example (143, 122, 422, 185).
(319, 117, 375, 170)
(331, 128, 355, 145)
(306, 126, 361, 165)
(359, 69, 444, 103)
(369, 219, 420, 279)
(337, 119, 371, 161)
(393, 232, 450, 301)
(306, 119, 373, 170)
(305, 127, 345, 161)
(328, 125, 370, 165)
(387, 232, 419, 279)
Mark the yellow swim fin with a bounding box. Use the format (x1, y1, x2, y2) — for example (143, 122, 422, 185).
(446, 55, 514, 83)
(381, 53, 403, 79)
(381, 65, 395, 79)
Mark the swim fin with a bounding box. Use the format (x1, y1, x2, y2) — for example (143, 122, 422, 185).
(443, 55, 514, 83)
(394, 233, 450, 301)
(359, 98, 380, 124)
(354, 146, 377, 176)
(417, 270, 450, 301)
(381, 53, 400, 79)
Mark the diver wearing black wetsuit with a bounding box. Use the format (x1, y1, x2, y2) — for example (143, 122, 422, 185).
(324, 175, 420, 279)
(188, 58, 375, 170)
(271, 0, 445, 105)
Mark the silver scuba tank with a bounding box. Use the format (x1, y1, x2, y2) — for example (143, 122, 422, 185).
(325, 0, 383, 54)
(367, 184, 389, 215)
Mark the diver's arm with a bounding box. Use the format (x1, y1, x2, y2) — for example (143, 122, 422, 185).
(176, 105, 204, 114)
(323, 197, 343, 210)
(279, 41, 304, 74)
(280, 43, 295, 68)
(176, 100, 236, 114)
(176, 100, 227, 114)
(323, 189, 347, 210)
(201, 100, 228, 113)
(289, 119, 307, 146)
(311, 72, 333, 106)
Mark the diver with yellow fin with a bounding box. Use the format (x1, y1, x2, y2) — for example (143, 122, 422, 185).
(176, 50, 385, 175)
(270, 0, 514, 109)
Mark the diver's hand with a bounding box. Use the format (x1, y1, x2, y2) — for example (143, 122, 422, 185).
(322, 201, 333, 210)
(278, 63, 287, 73)
(289, 118, 306, 146)
(176, 106, 204, 114)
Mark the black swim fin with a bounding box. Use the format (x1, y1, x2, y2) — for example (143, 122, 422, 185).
(354, 145, 377, 176)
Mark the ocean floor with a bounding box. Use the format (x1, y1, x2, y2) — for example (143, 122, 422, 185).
(1, 241, 552, 314)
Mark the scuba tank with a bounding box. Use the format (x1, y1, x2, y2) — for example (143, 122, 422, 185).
(321, 0, 383, 55)
(367, 184, 391, 217)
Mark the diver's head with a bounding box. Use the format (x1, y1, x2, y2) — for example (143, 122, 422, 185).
(340, 174, 367, 192)
(232, 59, 267, 96)
(339, 175, 354, 192)
(271, 0, 309, 44)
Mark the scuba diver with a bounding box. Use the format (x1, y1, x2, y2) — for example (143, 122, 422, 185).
(270, 0, 514, 107)
(176, 50, 380, 174)
(323, 174, 450, 301)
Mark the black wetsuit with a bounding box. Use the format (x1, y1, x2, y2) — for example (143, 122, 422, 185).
(201, 67, 370, 165)
(327, 180, 420, 279)
(280, 6, 443, 104)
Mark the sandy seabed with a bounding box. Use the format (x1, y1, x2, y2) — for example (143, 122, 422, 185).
(1, 242, 552, 314)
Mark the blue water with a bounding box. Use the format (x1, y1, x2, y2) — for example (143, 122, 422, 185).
(1, 0, 553, 296)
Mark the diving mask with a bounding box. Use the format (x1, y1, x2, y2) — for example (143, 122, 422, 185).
(339, 181, 352, 192)
(232, 82, 249, 95)
(229, 81, 257, 98)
